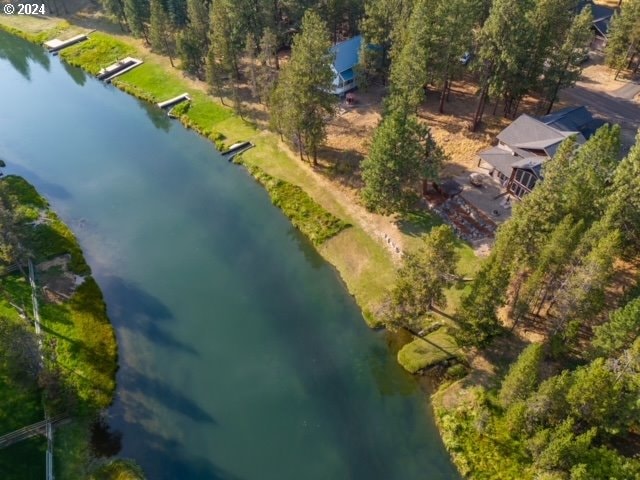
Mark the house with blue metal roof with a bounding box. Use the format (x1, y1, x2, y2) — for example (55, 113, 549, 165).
(477, 106, 604, 199)
(330, 36, 362, 95)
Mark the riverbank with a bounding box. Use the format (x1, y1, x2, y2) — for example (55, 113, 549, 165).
(0, 175, 141, 479)
(0, 15, 481, 329)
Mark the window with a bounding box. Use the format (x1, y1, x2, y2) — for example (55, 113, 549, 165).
(513, 169, 537, 191)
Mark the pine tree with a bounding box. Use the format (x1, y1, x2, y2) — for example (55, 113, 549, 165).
(124, 0, 150, 42)
(566, 358, 632, 430)
(521, 0, 577, 111)
(149, 0, 176, 66)
(429, 0, 485, 113)
(531, 419, 596, 473)
(177, 0, 209, 77)
(454, 253, 509, 346)
(208, 0, 243, 82)
(592, 297, 640, 358)
(387, 0, 432, 111)
(550, 229, 621, 336)
(388, 225, 459, 327)
(499, 343, 544, 408)
(515, 215, 586, 321)
(269, 11, 337, 164)
(541, 8, 593, 114)
(524, 370, 573, 430)
(471, 0, 535, 129)
(361, 101, 445, 212)
(605, 0, 640, 78)
(100, 0, 127, 29)
(166, 0, 188, 28)
(260, 28, 279, 70)
(602, 131, 640, 248)
(244, 33, 260, 101)
(359, 0, 412, 81)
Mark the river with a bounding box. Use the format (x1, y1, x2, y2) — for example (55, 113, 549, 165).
(0, 30, 458, 480)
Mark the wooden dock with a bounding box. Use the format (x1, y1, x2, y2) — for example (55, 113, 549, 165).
(157, 93, 191, 109)
(43, 34, 88, 53)
(222, 141, 255, 161)
(97, 57, 143, 83)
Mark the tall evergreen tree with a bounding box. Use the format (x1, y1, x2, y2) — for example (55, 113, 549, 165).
(124, 0, 150, 42)
(100, 0, 127, 29)
(601, 131, 640, 248)
(592, 296, 640, 358)
(269, 10, 337, 164)
(149, 0, 176, 66)
(359, 0, 412, 82)
(471, 0, 534, 129)
(177, 0, 209, 77)
(605, 0, 640, 77)
(361, 101, 445, 212)
(387, 225, 459, 327)
(499, 343, 544, 408)
(387, 0, 432, 111)
(260, 27, 280, 70)
(540, 8, 593, 114)
(430, 0, 485, 113)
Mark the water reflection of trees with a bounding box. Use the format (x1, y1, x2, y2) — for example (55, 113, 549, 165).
(61, 60, 86, 86)
(0, 30, 50, 81)
(138, 100, 173, 132)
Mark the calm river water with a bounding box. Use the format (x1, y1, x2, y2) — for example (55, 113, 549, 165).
(0, 31, 458, 480)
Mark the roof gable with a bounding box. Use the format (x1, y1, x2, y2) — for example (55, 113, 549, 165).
(331, 36, 362, 73)
(497, 114, 571, 151)
(539, 106, 605, 139)
(576, 0, 616, 36)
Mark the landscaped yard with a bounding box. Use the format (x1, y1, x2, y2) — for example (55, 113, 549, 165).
(397, 328, 460, 374)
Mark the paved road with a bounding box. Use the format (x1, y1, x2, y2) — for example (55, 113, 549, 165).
(560, 82, 640, 153)
(611, 81, 640, 100)
(561, 84, 640, 130)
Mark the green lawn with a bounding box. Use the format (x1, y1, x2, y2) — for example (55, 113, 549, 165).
(0, 17, 72, 44)
(397, 328, 460, 373)
(240, 161, 351, 245)
(60, 32, 135, 75)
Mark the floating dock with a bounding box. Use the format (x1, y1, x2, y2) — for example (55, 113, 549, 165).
(222, 141, 255, 161)
(43, 34, 88, 53)
(157, 93, 191, 109)
(97, 57, 143, 83)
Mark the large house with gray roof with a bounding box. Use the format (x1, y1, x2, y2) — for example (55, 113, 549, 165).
(478, 106, 604, 199)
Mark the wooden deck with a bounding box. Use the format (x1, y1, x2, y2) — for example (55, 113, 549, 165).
(157, 93, 191, 109)
(43, 34, 88, 53)
(97, 57, 143, 83)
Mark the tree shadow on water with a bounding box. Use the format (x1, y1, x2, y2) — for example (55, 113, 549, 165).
(61, 60, 87, 87)
(117, 368, 217, 425)
(6, 164, 72, 201)
(98, 275, 199, 357)
(118, 424, 244, 480)
(138, 100, 173, 133)
(91, 416, 122, 458)
(0, 30, 50, 81)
